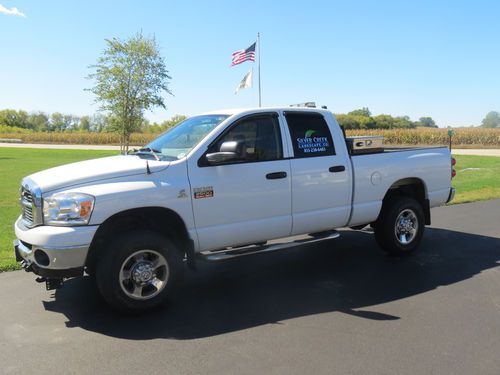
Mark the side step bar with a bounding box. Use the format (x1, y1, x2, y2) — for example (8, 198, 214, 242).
(197, 230, 340, 262)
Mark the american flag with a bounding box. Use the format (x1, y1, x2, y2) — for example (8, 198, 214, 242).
(231, 42, 256, 66)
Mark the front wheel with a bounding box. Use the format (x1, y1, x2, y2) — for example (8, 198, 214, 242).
(374, 197, 425, 255)
(96, 231, 184, 313)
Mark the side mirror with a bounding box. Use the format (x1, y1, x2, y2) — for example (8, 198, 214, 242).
(206, 141, 241, 164)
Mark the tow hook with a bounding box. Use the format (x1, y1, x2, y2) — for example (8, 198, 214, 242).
(20, 260, 32, 272)
(35, 277, 64, 291)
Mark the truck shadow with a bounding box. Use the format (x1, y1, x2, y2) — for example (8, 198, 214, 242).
(43, 227, 500, 340)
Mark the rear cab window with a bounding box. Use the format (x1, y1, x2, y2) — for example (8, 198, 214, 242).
(284, 112, 335, 158)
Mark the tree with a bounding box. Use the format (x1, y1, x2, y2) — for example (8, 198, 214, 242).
(50, 112, 66, 131)
(417, 117, 437, 128)
(0, 109, 29, 129)
(144, 114, 188, 133)
(481, 111, 500, 128)
(86, 32, 172, 152)
(348, 107, 371, 117)
(63, 114, 79, 131)
(90, 114, 110, 132)
(28, 112, 49, 131)
(372, 114, 395, 129)
(78, 116, 91, 131)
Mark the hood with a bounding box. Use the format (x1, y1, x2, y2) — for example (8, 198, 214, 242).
(28, 155, 170, 193)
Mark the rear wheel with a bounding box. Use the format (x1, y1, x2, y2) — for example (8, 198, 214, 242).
(96, 230, 184, 313)
(374, 197, 425, 255)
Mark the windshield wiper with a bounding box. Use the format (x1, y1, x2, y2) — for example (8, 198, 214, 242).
(134, 147, 161, 161)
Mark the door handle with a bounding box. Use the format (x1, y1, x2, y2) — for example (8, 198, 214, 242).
(266, 171, 287, 180)
(329, 165, 346, 173)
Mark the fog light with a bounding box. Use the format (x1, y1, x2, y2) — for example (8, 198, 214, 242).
(34, 249, 50, 267)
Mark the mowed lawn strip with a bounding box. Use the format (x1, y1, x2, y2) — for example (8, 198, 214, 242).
(0, 149, 499, 271)
(0, 148, 117, 271)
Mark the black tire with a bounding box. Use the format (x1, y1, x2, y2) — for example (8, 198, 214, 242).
(374, 196, 425, 256)
(96, 230, 184, 313)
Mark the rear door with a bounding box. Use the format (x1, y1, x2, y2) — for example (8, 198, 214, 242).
(187, 112, 292, 251)
(282, 111, 352, 235)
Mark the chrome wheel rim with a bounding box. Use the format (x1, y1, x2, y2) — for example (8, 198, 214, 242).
(394, 209, 418, 245)
(119, 250, 169, 300)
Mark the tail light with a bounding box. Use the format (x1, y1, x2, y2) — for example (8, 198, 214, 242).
(451, 157, 456, 178)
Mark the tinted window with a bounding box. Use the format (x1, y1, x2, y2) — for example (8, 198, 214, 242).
(285, 113, 335, 158)
(211, 114, 283, 163)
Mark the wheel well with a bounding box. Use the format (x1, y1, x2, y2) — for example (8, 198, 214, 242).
(382, 178, 430, 225)
(86, 207, 191, 272)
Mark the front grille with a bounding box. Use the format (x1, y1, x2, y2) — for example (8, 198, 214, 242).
(19, 178, 42, 228)
(23, 206, 34, 222)
(20, 186, 34, 226)
(21, 188, 33, 204)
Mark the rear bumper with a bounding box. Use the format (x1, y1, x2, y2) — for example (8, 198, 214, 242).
(446, 187, 456, 203)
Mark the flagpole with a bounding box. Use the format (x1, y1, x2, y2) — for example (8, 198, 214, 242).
(257, 32, 261, 107)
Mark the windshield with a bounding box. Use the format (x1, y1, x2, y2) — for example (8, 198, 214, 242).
(143, 114, 229, 160)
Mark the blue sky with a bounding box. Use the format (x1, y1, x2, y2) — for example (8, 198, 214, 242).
(0, 0, 499, 127)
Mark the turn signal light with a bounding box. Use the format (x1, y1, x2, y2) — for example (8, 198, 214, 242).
(451, 157, 456, 166)
(452, 169, 456, 178)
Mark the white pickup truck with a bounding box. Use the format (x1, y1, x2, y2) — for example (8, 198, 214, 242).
(14, 107, 456, 312)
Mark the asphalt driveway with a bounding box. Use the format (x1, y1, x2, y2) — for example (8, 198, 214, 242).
(1, 200, 499, 374)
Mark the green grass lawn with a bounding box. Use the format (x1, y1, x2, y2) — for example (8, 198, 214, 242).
(0, 149, 498, 272)
(0, 148, 117, 271)
(451, 155, 500, 204)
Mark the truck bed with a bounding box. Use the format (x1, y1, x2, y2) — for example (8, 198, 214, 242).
(349, 145, 449, 156)
(347, 146, 452, 226)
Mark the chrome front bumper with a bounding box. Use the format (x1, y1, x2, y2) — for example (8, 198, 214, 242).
(13, 216, 97, 278)
(14, 239, 89, 270)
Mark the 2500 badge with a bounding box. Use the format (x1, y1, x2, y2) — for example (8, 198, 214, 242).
(193, 186, 214, 199)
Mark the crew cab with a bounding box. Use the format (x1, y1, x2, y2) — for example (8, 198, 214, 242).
(14, 107, 456, 312)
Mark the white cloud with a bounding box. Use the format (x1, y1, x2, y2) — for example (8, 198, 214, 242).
(0, 4, 26, 17)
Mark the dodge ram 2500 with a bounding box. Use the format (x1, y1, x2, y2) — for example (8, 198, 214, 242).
(14, 107, 456, 312)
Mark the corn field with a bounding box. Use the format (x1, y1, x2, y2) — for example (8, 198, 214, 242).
(0, 128, 499, 147)
(347, 128, 500, 146)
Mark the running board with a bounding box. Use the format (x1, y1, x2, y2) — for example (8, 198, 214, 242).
(197, 231, 340, 262)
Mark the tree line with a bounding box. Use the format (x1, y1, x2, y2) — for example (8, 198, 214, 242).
(0, 109, 186, 134)
(334, 107, 437, 129)
(3, 107, 500, 134)
(0, 106, 438, 133)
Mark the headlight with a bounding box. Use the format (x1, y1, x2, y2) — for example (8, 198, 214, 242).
(43, 193, 95, 226)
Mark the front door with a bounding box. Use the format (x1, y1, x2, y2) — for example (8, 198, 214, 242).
(187, 113, 292, 251)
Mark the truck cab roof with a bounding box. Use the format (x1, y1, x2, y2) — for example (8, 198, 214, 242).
(200, 107, 332, 117)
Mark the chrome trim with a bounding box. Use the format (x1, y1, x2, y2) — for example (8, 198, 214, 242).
(20, 177, 43, 228)
(199, 231, 340, 261)
(394, 209, 418, 245)
(14, 239, 33, 267)
(119, 249, 170, 300)
(14, 238, 90, 270)
(446, 187, 456, 203)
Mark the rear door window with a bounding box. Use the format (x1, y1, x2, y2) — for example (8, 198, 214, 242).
(284, 112, 335, 158)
